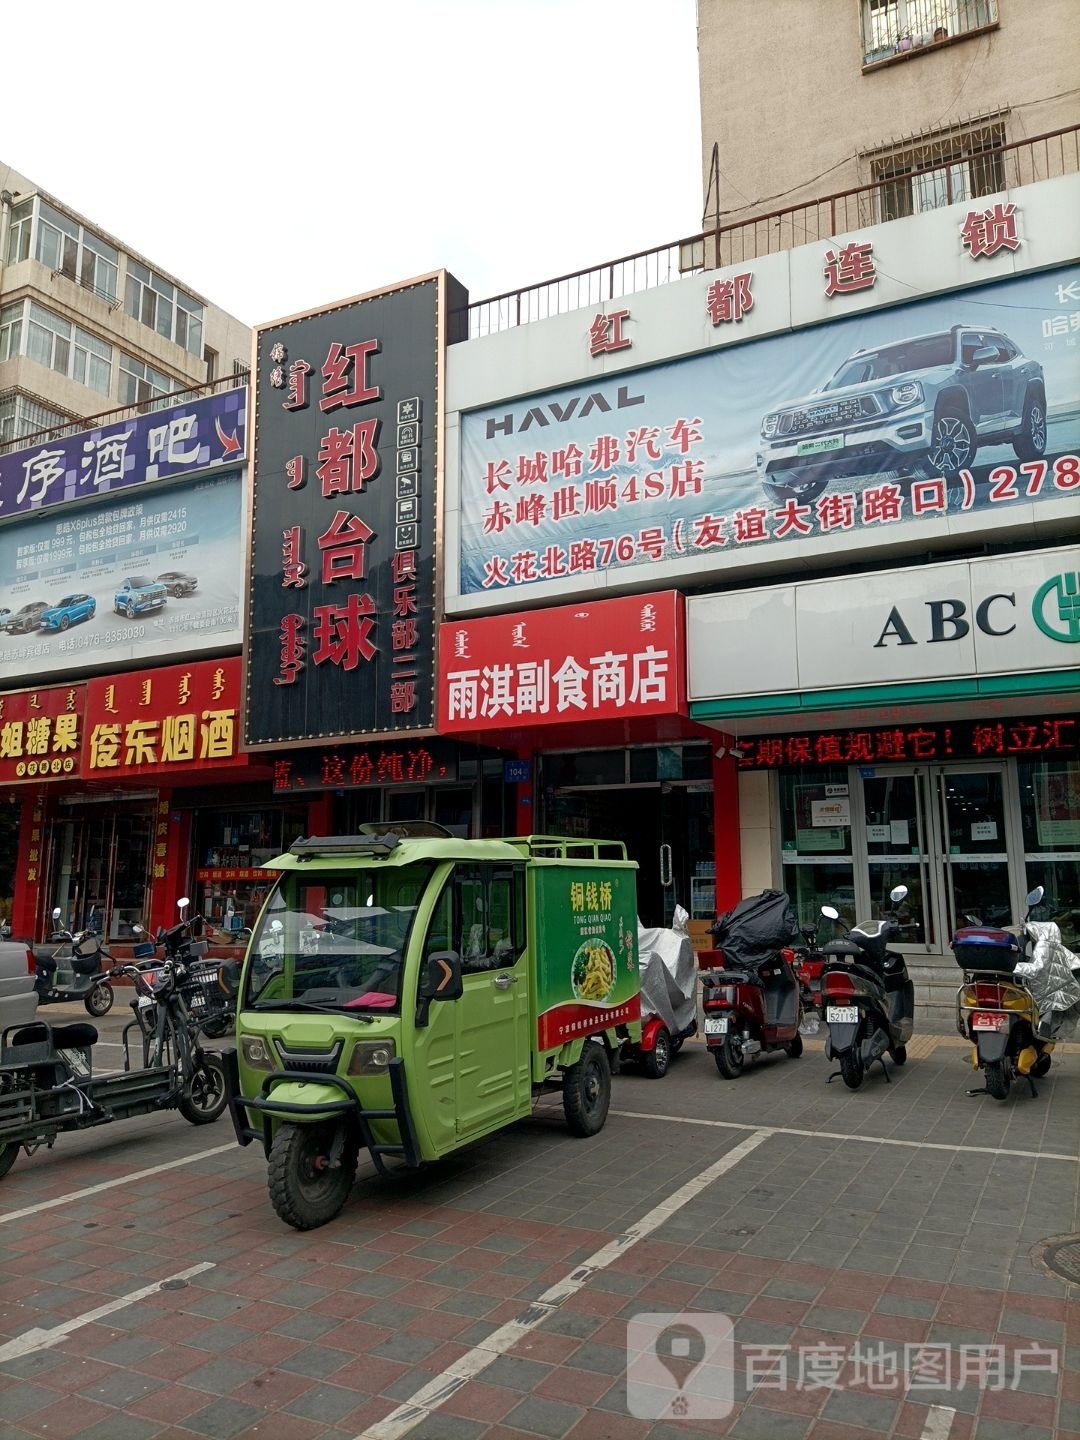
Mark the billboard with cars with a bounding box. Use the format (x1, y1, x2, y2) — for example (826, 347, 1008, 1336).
(456, 266, 1080, 604)
(0, 470, 242, 683)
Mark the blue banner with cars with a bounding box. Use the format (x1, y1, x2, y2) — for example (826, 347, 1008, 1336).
(0, 471, 243, 684)
(0, 389, 246, 521)
(459, 266, 1080, 595)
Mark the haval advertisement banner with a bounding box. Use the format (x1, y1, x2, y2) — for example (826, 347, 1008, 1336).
(457, 267, 1079, 602)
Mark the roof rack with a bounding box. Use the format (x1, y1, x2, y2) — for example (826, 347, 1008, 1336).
(289, 834, 399, 860)
(503, 835, 630, 862)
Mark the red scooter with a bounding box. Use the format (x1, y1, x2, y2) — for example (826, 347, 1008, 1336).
(701, 891, 805, 1078)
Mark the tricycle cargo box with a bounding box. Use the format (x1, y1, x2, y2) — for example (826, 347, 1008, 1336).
(950, 926, 1021, 974)
(529, 850, 640, 1052)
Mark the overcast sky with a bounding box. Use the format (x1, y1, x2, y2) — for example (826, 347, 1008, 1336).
(3, 0, 702, 328)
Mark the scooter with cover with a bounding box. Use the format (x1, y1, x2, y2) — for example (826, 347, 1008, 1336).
(701, 890, 804, 1078)
(953, 884, 1080, 1100)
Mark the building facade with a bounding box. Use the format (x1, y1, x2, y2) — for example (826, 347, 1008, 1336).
(437, 172, 1078, 1015)
(696, 0, 1077, 251)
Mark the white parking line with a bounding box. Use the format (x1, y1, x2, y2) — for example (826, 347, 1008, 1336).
(0, 1262, 214, 1362)
(612, 1110, 1080, 1164)
(357, 1129, 770, 1440)
(921, 1404, 956, 1439)
(0, 1144, 236, 1224)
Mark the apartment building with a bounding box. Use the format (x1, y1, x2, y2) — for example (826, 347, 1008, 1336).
(0, 161, 250, 448)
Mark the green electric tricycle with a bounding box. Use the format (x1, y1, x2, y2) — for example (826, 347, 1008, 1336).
(224, 830, 641, 1229)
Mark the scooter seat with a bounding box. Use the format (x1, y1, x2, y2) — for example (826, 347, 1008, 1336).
(9, 1021, 98, 1050)
(51, 1022, 99, 1049)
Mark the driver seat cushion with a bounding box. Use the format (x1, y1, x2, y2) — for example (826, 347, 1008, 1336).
(10, 1021, 99, 1050)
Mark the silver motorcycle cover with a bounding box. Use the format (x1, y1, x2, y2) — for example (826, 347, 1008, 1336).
(1016, 921, 1080, 1040)
(637, 908, 698, 1035)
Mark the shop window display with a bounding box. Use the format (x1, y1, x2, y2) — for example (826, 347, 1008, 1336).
(194, 805, 307, 941)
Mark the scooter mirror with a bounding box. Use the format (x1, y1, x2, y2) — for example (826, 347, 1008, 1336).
(821, 905, 840, 921)
(52, 906, 62, 920)
(177, 897, 190, 918)
(1026, 885, 1044, 907)
(889, 885, 909, 903)
(270, 919, 284, 932)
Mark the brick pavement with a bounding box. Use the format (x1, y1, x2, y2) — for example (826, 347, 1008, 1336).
(0, 1019, 1076, 1440)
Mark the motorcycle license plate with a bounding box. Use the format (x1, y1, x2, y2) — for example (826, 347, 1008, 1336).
(972, 1012, 1007, 1031)
(703, 1016, 729, 1035)
(137, 994, 153, 1009)
(189, 994, 206, 1008)
(826, 1005, 859, 1024)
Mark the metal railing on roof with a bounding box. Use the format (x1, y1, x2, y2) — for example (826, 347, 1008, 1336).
(466, 124, 1079, 339)
(0, 370, 250, 456)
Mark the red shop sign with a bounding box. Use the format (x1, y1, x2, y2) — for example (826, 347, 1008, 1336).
(438, 590, 685, 734)
(83, 656, 247, 779)
(0, 682, 87, 784)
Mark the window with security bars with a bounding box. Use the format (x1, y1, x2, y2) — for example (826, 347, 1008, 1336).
(0, 393, 70, 448)
(862, 0, 998, 63)
(871, 122, 1006, 221)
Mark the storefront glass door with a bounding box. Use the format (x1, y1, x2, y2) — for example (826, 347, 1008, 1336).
(45, 807, 154, 941)
(856, 762, 1020, 955)
(935, 766, 1014, 934)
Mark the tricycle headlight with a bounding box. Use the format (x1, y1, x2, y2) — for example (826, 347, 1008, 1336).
(241, 1035, 274, 1071)
(348, 1038, 396, 1075)
(888, 380, 922, 408)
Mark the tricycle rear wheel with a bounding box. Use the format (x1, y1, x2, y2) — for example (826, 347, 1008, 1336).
(0, 1142, 18, 1180)
(713, 1036, 744, 1079)
(563, 1043, 611, 1136)
(642, 1027, 671, 1079)
(268, 1119, 360, 1230)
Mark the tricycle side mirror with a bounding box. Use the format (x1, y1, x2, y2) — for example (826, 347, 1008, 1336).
(821, 905, 840, 922)
(1025, 885, 1044, 908)
(415, 950, 463, 1028)
(889, 885, 909, 904)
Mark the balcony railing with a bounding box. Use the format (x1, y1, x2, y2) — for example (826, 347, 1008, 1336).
(0, 369, 250, 456)
(467, 124, 1078, 338)
(861, 0, 998, 67)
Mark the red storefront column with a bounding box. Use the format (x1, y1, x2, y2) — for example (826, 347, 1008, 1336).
(11, 791, 45, 939)
(306, 792, 334, 835)
(712, 750, 742, 912)
(149, 789, 192, 933)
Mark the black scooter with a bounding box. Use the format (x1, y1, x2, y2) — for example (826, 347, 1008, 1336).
(819, 884, 915, 1090)
(31, 908, 116, 1017)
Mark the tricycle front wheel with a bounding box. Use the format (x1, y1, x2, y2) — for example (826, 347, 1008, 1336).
(563, 1043, 611, 1136)
(268, 1119, 360, 1230)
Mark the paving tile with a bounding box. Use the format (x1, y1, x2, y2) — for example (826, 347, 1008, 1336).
(169, 1397, 267, 1438)
(502, 1394, 588, 1438)
(281, 1382, 366, 1424)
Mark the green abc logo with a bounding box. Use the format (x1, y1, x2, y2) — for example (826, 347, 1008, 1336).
(1032, 572, 1080, 643)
